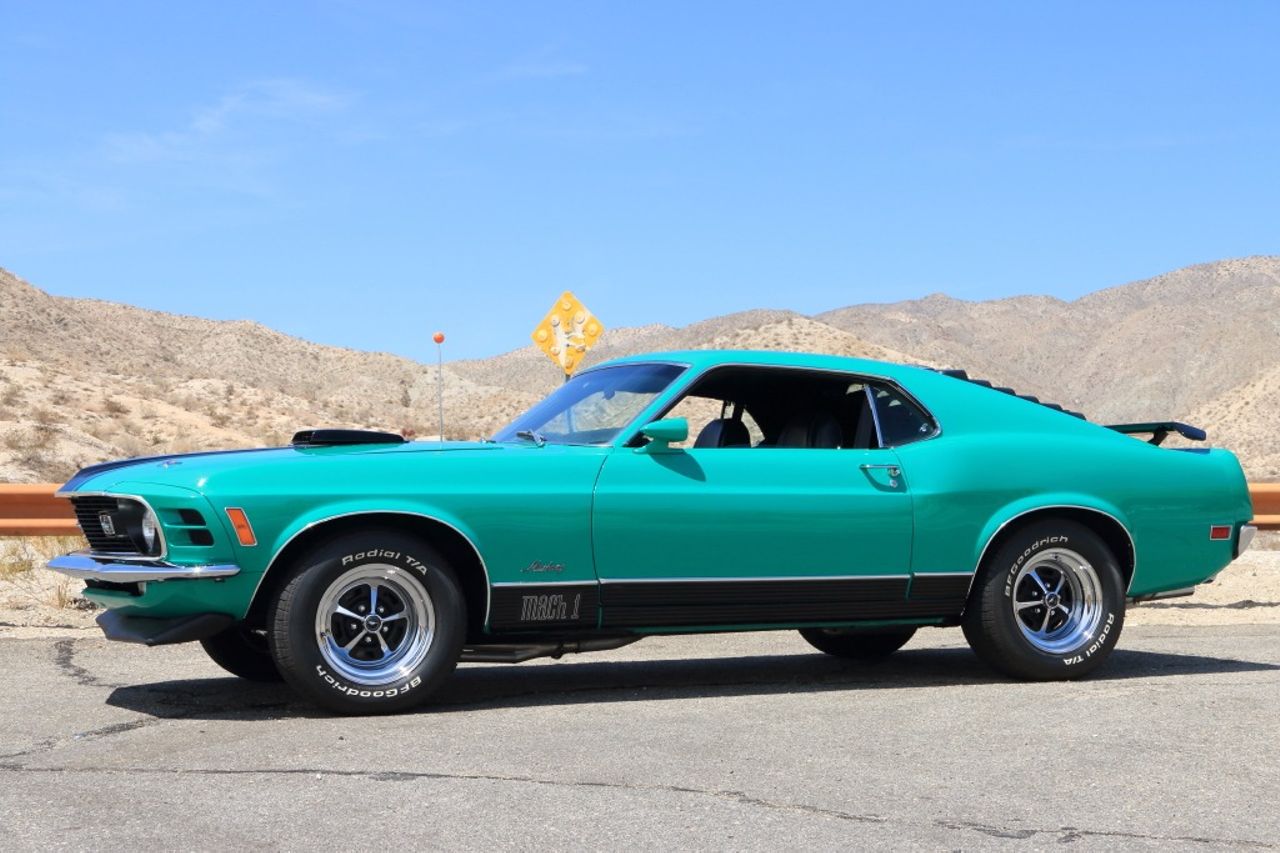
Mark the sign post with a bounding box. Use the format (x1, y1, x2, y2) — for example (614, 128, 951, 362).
(433, 331, 445, 443)
(531, 291, 605, 380)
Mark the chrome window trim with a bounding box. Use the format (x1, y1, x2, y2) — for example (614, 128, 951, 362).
(47, 553, 238, 583)
(615, 361, 943, 449)
(864, 384, 886, 448)
(55, 490, 169, 562)
(572, 359, 694, 380)
(967, 504, 1139, 599)
(253, 510, 493, 627)
(491, 580, 598, 587)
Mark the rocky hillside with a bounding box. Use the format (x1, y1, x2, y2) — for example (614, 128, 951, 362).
(2, 257, 1278, 483)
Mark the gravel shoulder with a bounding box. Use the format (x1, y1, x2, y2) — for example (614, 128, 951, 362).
(1, 624, 1278, 850)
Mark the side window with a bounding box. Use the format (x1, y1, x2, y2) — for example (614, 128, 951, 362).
(664, 395, 762, 449)
(868, 384, 935, 446)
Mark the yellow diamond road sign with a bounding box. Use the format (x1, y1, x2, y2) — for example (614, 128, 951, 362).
(531, 291, 605, 376)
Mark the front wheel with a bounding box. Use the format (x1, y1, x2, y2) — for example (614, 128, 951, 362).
(963, 519, 1125, 680)
(268, 532, 467, 714)
(799, 627, 916, 659)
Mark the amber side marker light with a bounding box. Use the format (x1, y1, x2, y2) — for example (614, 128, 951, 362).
(226, 508, 258, 546)
(1209, 525, 1232, 541)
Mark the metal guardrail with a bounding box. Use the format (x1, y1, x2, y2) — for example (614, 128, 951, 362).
(2, 482, 1278, 537)
(0, 485, 80, 536)
(1254, 483, 1280, 529)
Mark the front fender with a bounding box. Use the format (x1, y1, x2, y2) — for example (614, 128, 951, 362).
(256, 498, 485, 579)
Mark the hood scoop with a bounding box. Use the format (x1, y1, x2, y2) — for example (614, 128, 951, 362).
(291, 429, 407, 447)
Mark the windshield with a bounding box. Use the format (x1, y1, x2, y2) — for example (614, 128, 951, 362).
(492, 363, 686, 446)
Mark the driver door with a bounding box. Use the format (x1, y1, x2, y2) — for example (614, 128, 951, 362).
(590, 373, 918, 629)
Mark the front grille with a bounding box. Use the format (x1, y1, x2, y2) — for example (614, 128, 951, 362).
(71, 496, 146, 557)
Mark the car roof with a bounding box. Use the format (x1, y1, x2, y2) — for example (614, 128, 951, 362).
(592, 349, 923, 380)
(591, 349, 1130, 445)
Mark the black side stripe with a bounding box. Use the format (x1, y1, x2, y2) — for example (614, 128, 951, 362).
(598, 575, 969, 629)
(907, 574, 972, 600)
(600, 577, 908, 608)
(488, 575, 974, 632)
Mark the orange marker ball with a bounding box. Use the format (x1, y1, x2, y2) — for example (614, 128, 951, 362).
(432, 332, 445, 344)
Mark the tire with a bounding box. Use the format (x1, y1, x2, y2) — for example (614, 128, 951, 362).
(962, 519, 1125, 680)
(199, 624, 283, 682)
(799, 627, 916, 659)
(268, 531, 467, 714)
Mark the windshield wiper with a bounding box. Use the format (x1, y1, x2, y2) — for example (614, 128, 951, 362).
(515, 429, 547, 447)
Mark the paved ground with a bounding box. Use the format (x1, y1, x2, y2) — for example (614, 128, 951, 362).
(1, 624, 1278, 851)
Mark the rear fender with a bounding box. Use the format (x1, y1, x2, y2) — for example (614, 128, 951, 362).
(970, 494, 1135, 589)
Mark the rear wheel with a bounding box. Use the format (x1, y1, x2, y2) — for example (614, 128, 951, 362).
(199, 624, 282, 682)
(799, 627, 916, 659)
(268, 532, 466, 714)
(963, 519, 1125, 680)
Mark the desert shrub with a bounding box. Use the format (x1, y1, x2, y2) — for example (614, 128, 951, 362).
(103, 398, 129, 415)
(3, 428, 29, 451)
(16, 447, 48, 468)
(0, 537, 97, 610)
(1, 385, 22, 407)
(30, 422, 57, 449)
(115, 433, 151, 458)
(0, 539, 36, 579)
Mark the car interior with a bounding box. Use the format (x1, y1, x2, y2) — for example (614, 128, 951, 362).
(635, 366, 934, 450)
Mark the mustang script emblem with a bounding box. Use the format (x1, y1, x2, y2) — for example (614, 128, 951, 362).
(522, 560, 565, 574)
(98, 512, 117, 536)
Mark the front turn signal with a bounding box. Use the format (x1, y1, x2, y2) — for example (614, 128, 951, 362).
(225, 507, 257, 547)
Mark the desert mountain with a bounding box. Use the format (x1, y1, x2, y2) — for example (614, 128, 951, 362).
(1, 257, 1278, 483)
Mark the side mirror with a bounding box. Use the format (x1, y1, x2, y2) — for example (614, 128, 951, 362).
(636, 418, 688, 453)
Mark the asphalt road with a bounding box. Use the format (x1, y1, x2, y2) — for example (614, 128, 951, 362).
(1, 625, 1278, 851)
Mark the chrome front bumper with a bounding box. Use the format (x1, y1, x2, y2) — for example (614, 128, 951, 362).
(47, 553, 240, 583)
(1238, 524, 1258, 558)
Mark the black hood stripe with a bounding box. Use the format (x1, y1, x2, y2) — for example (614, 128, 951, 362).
(59, 446, 288, 493)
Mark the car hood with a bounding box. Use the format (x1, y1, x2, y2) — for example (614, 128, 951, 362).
(61, 440, 511, 495)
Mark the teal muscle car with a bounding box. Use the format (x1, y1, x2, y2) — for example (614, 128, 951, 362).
(48, 350, 1256, 713)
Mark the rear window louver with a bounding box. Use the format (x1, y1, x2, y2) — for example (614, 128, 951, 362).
(931, 368, 1087, 420)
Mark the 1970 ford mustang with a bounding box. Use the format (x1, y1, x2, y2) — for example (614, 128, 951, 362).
(49, 350, 1256, 713)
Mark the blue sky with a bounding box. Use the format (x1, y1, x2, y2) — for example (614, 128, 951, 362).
(3, 2, 1278, 360)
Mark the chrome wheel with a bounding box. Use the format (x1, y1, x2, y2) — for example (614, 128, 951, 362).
(314, 564, 435, 686)
(1011, 548, 1104, 655)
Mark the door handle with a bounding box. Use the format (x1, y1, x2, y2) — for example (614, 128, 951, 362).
(859, 463, 901, 487)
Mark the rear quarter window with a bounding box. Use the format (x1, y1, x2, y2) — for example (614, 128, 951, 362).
(870, 385, 936, 446)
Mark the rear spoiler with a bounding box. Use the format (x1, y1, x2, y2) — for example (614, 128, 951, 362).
(1106, 422, 1206, 446)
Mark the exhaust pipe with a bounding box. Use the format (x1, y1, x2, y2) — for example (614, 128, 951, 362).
(460, 636, 641, 664)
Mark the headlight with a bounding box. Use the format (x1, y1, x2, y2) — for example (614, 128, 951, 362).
(136, 507, 162, 556)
